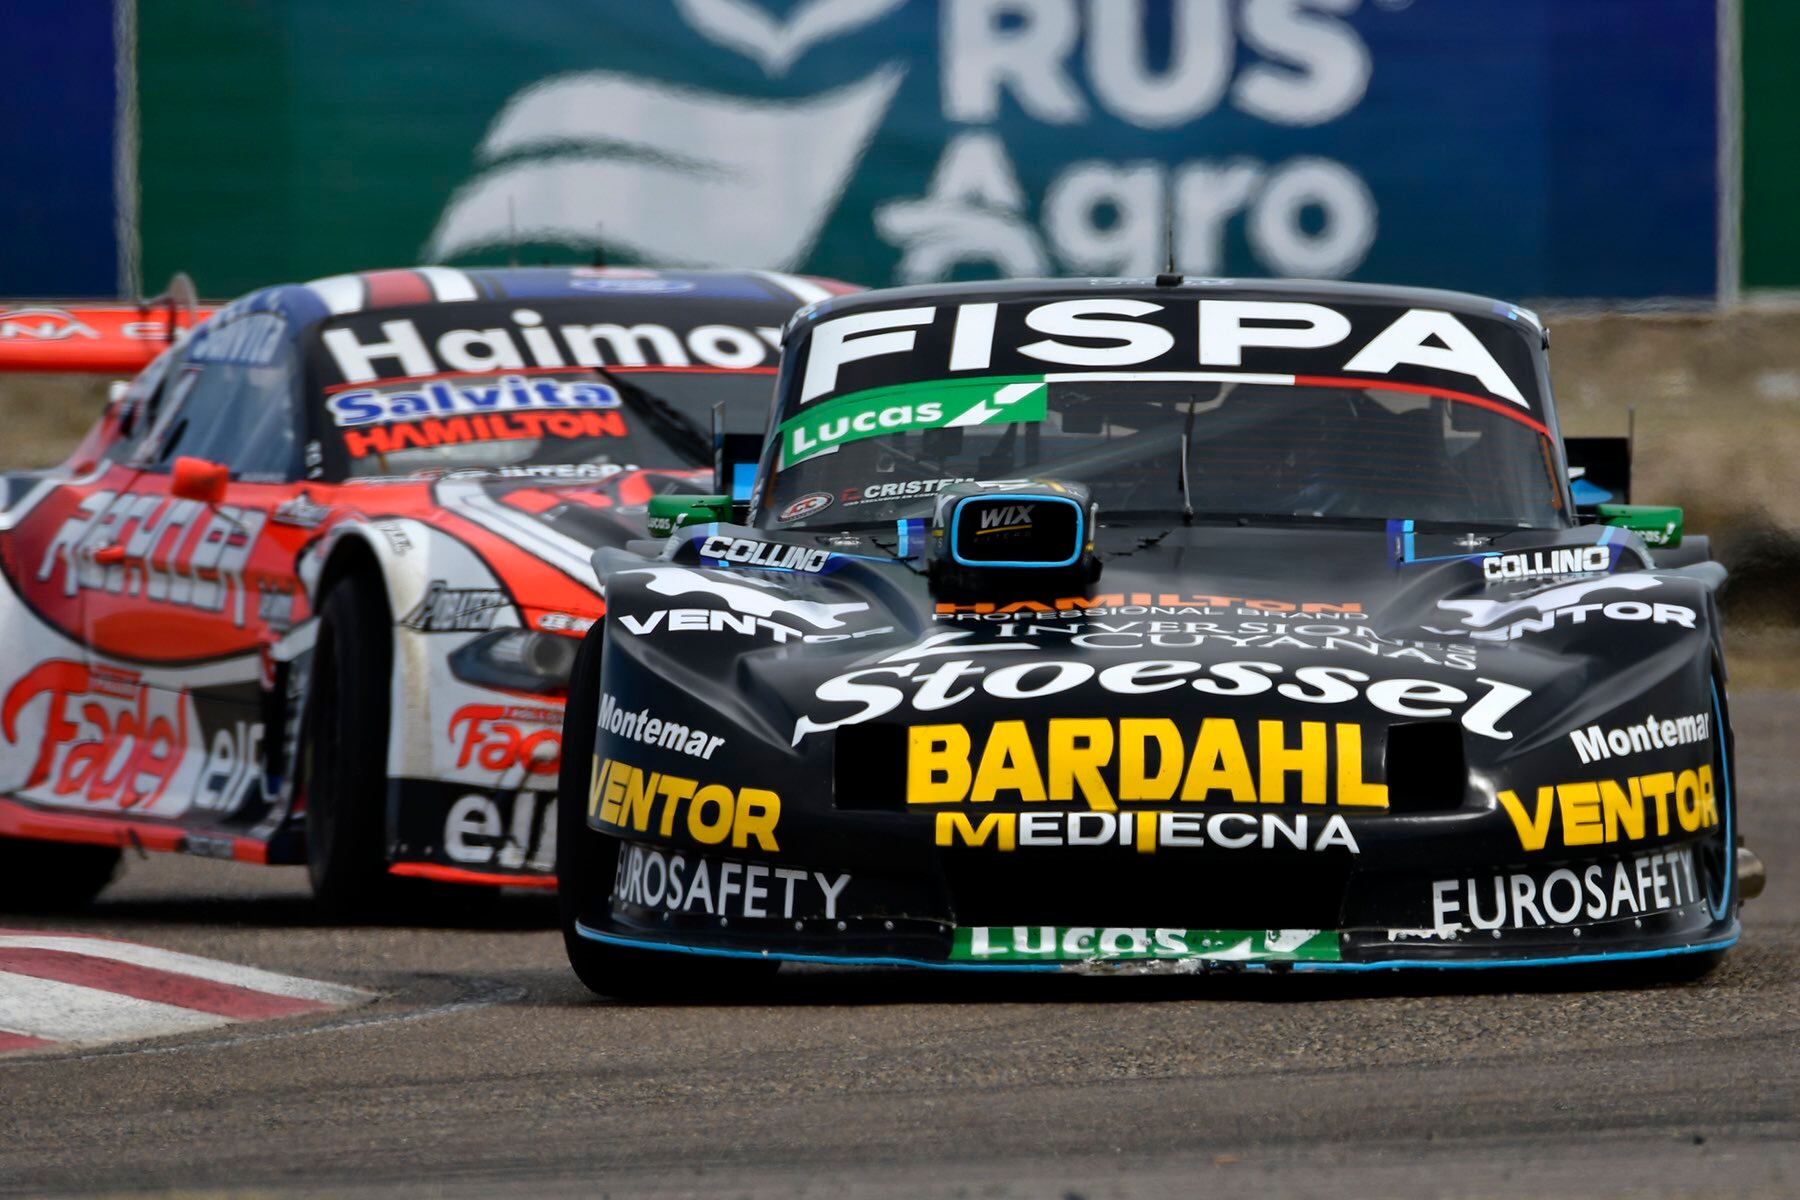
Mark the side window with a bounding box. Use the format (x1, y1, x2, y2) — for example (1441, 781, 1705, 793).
(107, 345, 182, 464)
(135, 313, 301, 481)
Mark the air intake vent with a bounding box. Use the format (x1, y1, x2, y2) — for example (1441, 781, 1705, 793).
(833, 723, 908, 811)
(1384, 721, 1468, 814)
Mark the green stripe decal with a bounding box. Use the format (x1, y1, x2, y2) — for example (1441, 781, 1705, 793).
(950, 927, 1342, 963)
(778, 376, 1047, 466)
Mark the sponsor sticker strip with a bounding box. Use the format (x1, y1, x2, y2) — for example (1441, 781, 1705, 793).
(951, 926, 1339, 963)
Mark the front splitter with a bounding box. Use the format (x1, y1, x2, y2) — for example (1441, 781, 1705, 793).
(575, 920, 1739, 974)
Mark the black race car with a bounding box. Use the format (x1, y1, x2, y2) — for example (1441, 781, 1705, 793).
(555, 277, 1759, 994)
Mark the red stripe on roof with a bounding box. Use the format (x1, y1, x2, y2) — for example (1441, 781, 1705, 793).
(0, 1030, 56, 1053)
(361, 269, 436, 309)
(0, 948, 329, 1021)
(1292, 375, 1550, 439)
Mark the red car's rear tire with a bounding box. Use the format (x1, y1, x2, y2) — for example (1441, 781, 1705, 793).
(304, 577, 400, 918)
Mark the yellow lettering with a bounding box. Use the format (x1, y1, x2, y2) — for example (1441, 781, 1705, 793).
(934, 811, 1016, 850)
(686, 783, 734, 845)
(1698, 764, 1718, 827)
(1498, 786, 1555, 852)
(1118, 718, 1182, 801)
(599, 757, 627, 825)
(970, 721, 1044, 802)
(1135, 810, 1157, 853)
(732, 788, 781, 851)
(1048, 718, 1115, 811)
(1259, 720, 1327, 805)
(1675, 768, 1702, 832)
(593, 757, 619, 823)
(657, 775, 695, 837)
(1557, 782, 1604, 846)
(1640, 771, 1675, 835)
(908, 724, 972, 804)
(622, 766, 660, 833)
(1599, 778, 1645, 843)
(1333, 724, 1388, 808)
(1180, 718, 1256, 803)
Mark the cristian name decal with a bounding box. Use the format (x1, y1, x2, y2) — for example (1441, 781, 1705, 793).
(951, 926, 1339, 964)
(697, 535, 831, 573)
(1429, 846, 1701, 936)
(909, 719, 1391, 810)
(933, 809, 1359, 854)
(612, 841, 850, 921)
(1497, 766, 1719, 852)
(590, 757, 781, 851)
(325, 375, 620, 427)
(842, 477, 969, 505)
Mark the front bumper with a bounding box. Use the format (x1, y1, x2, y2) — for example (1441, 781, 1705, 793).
(574, 828, 1739, 972)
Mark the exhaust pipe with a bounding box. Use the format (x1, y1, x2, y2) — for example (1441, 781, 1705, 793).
(1738, 847, 1766, 900)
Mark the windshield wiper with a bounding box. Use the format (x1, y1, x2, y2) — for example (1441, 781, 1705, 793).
(1178, 394, 1197, 524)
(588, 365, 710, 465)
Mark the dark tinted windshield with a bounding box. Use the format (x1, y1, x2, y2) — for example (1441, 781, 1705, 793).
(756, 291, 1566, 530)
(308, 298, 787, 480)
(760, 378, 1564, 528)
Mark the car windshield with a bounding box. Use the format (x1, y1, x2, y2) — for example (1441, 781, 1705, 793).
(321, 367, 774, 479)
(308, 298, 787, 480)
(756, 292, 1566, 530)
(760, 379, 1565, 528)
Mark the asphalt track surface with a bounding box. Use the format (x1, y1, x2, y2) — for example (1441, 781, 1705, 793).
(2, 698, 1797, 1198)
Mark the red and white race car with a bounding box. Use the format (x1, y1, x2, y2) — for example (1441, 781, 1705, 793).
(0, 266, 850, 912)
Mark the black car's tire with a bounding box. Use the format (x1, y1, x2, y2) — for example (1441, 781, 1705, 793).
(555, 622, 775, 1000)
(0, 838, 121, 911)
(304, 576, 399, 918)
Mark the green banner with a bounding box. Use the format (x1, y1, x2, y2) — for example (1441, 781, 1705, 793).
(134, 2, 1727, 302)
(778, 377, 1045, 466)
(1742, 0, 1800, 289)
(950, 927, 1340, 964)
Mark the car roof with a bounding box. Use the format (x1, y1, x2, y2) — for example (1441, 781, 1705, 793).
(796, 276, 1545, 342)
(206, 266, 851, 333)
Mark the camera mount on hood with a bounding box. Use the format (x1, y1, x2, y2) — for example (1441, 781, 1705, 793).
(927, 479, 1100, 599)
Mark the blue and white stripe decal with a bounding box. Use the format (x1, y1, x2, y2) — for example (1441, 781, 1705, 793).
(896, 517, 926, 559)
(306, 274, 366, 316)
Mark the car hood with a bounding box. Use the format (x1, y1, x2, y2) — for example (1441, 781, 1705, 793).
(598, 519, 1723, 775)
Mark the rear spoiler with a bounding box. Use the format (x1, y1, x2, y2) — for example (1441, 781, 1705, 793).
(1564, 435, 1631, 514)
(0, 273, 215, 374)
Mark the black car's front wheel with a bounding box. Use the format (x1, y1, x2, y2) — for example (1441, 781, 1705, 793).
(555, 622, 775, 1000)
